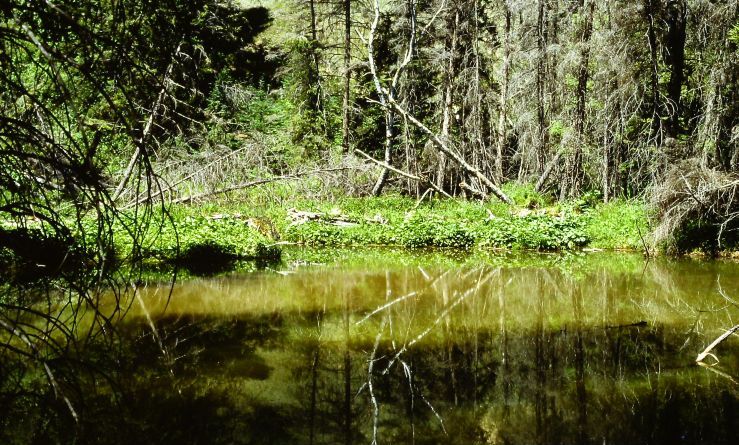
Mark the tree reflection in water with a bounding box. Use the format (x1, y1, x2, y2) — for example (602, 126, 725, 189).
(1, 250, 738, 444)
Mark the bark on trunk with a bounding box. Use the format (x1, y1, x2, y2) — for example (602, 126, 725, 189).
(308, 0, 327, 132)
(665, 0, 687, 139)
(536, 0, 549, 174)
(644, 0, 661, 142)
(496, 2, 511, 182)
(438, 7, 460, 190)
(560, 0, 595, 200)
(369, 0, 418, 196)
(342, 0, 351, 154)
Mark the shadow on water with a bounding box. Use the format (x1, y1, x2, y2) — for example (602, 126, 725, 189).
(1, 249, 738, 444)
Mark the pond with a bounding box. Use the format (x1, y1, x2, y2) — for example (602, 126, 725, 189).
(2, 248, 739, 444)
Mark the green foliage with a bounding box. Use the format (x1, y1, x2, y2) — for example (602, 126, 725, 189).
(729, 23, 739, 45)
(501, 183, 553, 208)
(481, 214, 589, 250)
(75, 209, 281, 273)
(549, 121, 566, 145)
(244, 195, 647, 252)
(584, 200, 649, 250)
(398, 214, 475, 248)
(281, 39, 342, 156)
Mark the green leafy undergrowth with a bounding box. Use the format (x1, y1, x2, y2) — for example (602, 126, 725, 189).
(583, 200, 649, 250)
(199, 192, 648, 252)
(79, 209, 281, 271)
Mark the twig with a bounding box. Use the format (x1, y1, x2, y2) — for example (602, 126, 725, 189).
(637, 223, 651, 258)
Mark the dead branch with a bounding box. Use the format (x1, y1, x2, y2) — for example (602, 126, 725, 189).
(112, 42, 183, 202)
(386, 96, 513, 204)
(652, 160, 739, 247)
(460, 182, 487, 200)
(124, 144, 254, 209)
(535, 150, 563, 192)
(170, 167, 355, 204)
(355, 149, 451, 198)
(696, 324, 739, 364)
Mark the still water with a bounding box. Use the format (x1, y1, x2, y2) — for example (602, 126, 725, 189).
(6, 248, 739, 444)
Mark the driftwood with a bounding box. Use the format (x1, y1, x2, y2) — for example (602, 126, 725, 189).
(696, 324, 739, 364)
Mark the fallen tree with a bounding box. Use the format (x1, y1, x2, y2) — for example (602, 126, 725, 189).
(364, 0, 513, 205)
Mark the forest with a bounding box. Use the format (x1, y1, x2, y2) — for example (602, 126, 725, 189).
(0, 0, 737, 261)
(1, 1, 739, 443)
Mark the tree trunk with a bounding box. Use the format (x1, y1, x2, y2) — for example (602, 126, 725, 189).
(665, 0, 687, 139)
(308, 0, 327, 133)
(536, 0, 549, 175)
(643, 0, 661, 142)
(602, 0, 616, 202)
(342, 0, 351, 154)
(496, 1, 511, 182)
(560, 0, 595, 200)
(372, 112, 393, 196)
(438, 6, 460, 190)
(369, 0, 417, 195)
(367, 0, 391, 196)
(343, 299, 352, 445)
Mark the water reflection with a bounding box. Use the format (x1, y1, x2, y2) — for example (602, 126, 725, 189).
(2, 249, 738, 444)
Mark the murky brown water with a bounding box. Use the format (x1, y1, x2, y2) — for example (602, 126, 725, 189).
(116, 248, 738, 445)
(3, 248, 738, 444)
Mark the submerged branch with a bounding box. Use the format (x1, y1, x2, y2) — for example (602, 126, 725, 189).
(696, 324, 739, 364)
